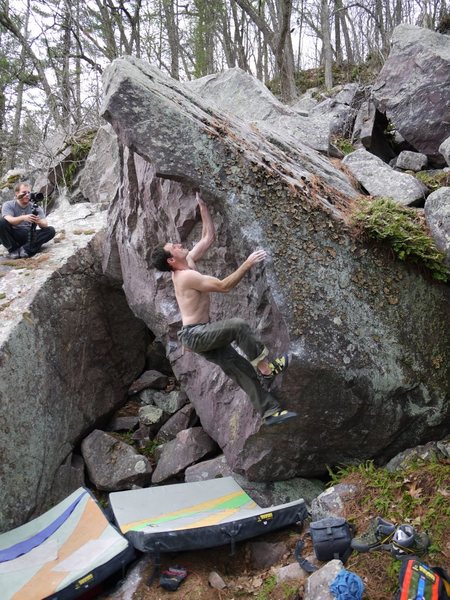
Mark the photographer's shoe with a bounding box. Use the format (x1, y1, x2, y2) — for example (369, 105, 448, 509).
(7, 249, 20, 259)
(18, 247, 29, 258)
(351, 517, 396, 552)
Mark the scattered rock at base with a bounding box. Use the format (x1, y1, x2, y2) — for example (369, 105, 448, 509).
(81, 429, 153, 491)
(152, 427, 218, 483)
(304, 559, 344, 600)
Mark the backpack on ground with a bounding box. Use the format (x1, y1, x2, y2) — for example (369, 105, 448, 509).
(309, 517, 354, 563)
(395, 558, 450, 600)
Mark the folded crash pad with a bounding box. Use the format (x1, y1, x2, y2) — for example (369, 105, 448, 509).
(110, 476, 307, 553)
(0, 488, 134, 600)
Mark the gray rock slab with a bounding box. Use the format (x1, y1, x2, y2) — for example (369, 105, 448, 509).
(46, 453, 85, 511)
(276, 561, 308, 583)
(81, 429, 152, 491)
(396, 151, 428, 172)
(439, 137, 450, 166)
(138, 405, 164, 426)
(77, 124, 120, 207)
(185, 66, 292, 122)
(310, 483, 359, 521)
(343, 148, 428, 205)
(129, 370, 169, 394)
(373, 25, 450, 165)
(304, 560, 343, 600)
(128, 370, 169, 395)
(232, 474, 325, 508)
(156, 403, 197, 443)
(424, 187, 450, 265)
(152, 427, 218, 483)
(249, 541, 287, 570)
(208, 571, 227, 590)
(184, 454, 232, 482)
(185, 66, 352, 163)
(437, 438, 450, 458)
(291, 90, 319, 114)
(152, 390, 188, 414)
(386, 440, 447, 472)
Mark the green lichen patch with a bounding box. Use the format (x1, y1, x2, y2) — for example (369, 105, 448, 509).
(73, 229, 96, 235)
(63, 130, 96, 189)
(332, 136, 355, 155)
(351, 197, 449, 282)
(416, 170, 450, 191)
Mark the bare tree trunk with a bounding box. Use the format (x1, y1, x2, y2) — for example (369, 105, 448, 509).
(338, 1, 354, 64)
(0, 88, 5, 171)
(275, 0, 296, 102)
(321, 0, 333, 89)
(221, 2, 236, 67)
(231, 1, 249, 70)
(255, 29, 263, 79)
(334, 0, 343, 65)
(162, 0, 180, 79)
(74, 0, 82, 127)
(61, 0, 71, 131)
(8, 0, 31, 168)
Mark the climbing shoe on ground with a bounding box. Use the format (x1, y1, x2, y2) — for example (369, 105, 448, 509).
(159, 566, 188, 591)
(391, 525, 430, 558)
(264, 409, 298, 426)
(351, 517, 396, 552)
(260, 354, 289, 383)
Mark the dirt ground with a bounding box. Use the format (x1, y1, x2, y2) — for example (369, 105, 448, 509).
(105, 527, 305, 600)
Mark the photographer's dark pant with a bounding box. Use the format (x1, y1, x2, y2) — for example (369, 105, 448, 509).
(0, 217, 55, 256)
(177, 318, 280, 418)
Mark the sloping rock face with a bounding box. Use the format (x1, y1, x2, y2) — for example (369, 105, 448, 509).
(186, 67, 342, 158)
(0, 204, 148, 531)
(373, 25, 450, 166)
(101, 57, 450, 482)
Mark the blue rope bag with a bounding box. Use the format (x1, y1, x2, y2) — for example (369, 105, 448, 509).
(330, 568, 365, 600)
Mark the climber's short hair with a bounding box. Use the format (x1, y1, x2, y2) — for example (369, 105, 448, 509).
(151, 245, 173, 272)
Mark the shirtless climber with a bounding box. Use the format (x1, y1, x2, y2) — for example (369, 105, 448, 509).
(151, 192, 297, 426)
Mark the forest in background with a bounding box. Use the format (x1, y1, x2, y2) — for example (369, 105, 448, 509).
(0, 0, 449, 178)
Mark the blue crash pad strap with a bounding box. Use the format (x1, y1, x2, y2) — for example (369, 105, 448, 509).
(0, 490, 87, 563)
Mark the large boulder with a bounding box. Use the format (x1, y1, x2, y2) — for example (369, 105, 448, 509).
(0, 204, 148, 531)
(101, 57, 450, 483)
(373, 25, 450, 166)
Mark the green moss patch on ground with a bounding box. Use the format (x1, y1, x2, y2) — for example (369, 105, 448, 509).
(351, 197, 449, 282)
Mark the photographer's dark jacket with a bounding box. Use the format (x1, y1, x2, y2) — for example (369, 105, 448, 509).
(2, 200, 45, 230)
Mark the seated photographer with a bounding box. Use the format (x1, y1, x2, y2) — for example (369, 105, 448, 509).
(0, 181, 56, 259)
